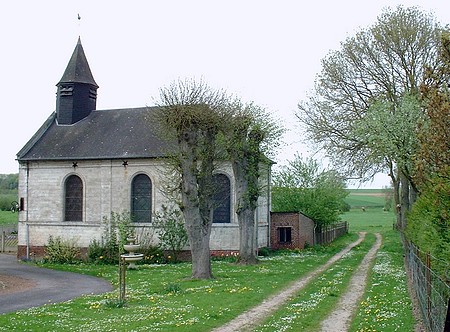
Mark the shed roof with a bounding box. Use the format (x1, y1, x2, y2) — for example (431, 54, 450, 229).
(17, 107, 174, 162)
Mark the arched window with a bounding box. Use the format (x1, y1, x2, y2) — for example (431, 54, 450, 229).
(212, 173, 231, 223)
(64, 175, 83, 221)
(131, 174, 152, 222)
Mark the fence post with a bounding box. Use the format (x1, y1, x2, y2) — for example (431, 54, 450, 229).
(445, 297, 450, 332)
(1, 230, 4, 253)
(426, 252, 431, 329)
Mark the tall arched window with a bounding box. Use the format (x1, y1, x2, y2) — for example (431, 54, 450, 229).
(131, 174, 152, 222)
(64, 175, 83, 221)
(212, 173, 231, 223)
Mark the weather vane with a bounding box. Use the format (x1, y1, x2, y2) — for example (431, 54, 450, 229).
(77, 13, 81, 35)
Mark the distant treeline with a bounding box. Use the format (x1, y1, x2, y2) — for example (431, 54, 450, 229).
(0, 174, 18, 191)
(0, 174, 18, 211)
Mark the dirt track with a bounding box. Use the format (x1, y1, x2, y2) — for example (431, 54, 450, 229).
(212, 232, 376, 332)
(320, 233, 382, 331)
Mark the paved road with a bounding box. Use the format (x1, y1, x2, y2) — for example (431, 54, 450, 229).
(0, 254, 112, 315)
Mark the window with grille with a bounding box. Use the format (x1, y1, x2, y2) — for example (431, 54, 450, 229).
(278, 227, 292, 243)
(64, 175, 83, 221)
(212, 173, 231, 223)
(131, 174, 152, 222)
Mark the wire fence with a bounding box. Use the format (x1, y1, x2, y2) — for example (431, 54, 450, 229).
(404, 240, 450, 332)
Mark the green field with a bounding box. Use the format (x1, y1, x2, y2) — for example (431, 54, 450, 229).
(345, 188, 386, 209)
(0, 210, 18, 226)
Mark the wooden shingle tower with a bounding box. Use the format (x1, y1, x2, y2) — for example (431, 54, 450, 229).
(56, 37, 98, 125)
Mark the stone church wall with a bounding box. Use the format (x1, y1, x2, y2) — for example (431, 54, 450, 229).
(17, 159, 270, 258)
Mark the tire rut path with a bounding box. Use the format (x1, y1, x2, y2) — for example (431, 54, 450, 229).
(212, 232, 368, 332)
(320, 232, 382, 331)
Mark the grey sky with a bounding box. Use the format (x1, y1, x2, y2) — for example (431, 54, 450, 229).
(2, 1, 449, 187)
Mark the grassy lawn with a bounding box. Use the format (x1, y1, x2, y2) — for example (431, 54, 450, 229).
(0, 235, 358, 332)
(0, 191, 417, 331)
(344, 207, 416, 331)
(0, 210, 18, 226)
(255, 233, 377, 331)
(251, 208, 415, 332)
(349, 230, 415, 332)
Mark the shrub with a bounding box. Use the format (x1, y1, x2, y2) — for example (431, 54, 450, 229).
(406, 175, 450, 277)
(0, 194, 17, 211)
(258, 247, 272, 257)
(88, 212, 132, 264)
(140, 244, 166, 264)
(153, 205, 188, 263)
(44, 236, 80, 264)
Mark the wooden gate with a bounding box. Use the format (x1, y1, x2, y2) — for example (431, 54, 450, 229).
(1, 224, 18, 253)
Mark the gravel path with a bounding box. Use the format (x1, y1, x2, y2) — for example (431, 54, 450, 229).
(212, 232, 367, 332)
(320, 233, 382, 331)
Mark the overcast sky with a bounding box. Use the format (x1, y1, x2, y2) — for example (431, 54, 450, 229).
(1, 1, 449, 187)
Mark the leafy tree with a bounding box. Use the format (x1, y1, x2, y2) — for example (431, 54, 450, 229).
(350, 94, 424, 228)
(406, 32, 450, 274)
(222, 101, 283, 264)
(156, 79, 229, 279)
(296, 6, 443, 228)
(416, 32, 450, 185)
(272, 155, 348, 226)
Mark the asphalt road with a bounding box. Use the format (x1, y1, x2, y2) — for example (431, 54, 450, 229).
(0, 254, 112, 315)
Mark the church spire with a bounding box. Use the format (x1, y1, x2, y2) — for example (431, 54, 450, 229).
(56, 37, 99, 125)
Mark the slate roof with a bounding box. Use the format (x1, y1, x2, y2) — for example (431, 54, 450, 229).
(17, 107, 175, 162)
(58, 37, 98, 87)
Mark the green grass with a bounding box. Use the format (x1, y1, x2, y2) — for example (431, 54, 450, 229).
(253, 206, 414, 332)
(0, 190, 416, 331)
(345, 189, 386, 208)
(349, 230, 415, 332)
(344, 206, 415, 331)
(344, 208, 396, 233)
(254, 233, 377, 331)
(0, 235, 358, 332)
(0, 210, 18, 226)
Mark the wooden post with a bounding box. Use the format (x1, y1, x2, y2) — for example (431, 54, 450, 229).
(444, 297, 450, 332)
(119, 256, 126, 302)
(426, 252, 431, 328)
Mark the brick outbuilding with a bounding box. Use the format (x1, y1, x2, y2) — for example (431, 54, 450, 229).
(270, 212, 315, 250)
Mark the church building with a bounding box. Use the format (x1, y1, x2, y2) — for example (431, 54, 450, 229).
(16, 38, 271, 258)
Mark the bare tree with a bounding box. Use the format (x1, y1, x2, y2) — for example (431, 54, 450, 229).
(223, 101, 283, 264)
(156, 79, 228, 279)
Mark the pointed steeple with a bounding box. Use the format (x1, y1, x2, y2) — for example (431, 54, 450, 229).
(56, 37, 99, 125)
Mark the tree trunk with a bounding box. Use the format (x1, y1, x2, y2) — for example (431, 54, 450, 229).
(179, 132, 213, 279)
(399, 172, 410, 231)
(237, 208, 258, 264)
(233, 158, 259, 265)
(390, 173, 401, 229)
(186, 221, 212, 278)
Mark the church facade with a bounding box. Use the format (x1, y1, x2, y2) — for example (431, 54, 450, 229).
(16, 38, 271, 258)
